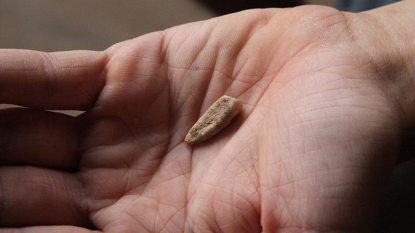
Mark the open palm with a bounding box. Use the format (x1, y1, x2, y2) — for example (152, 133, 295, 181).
(1, 6, 405, 233)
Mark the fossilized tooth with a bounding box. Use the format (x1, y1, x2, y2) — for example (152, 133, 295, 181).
(185, 95, 243, 145)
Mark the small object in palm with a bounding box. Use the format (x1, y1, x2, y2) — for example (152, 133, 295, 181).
(185, 95, 243, 144)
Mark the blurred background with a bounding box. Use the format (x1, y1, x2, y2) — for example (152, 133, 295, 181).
(0, 0, 333, 51)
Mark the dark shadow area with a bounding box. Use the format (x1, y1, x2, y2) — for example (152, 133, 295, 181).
(374, 159, 415, 233)
(195, 0, 304, 15)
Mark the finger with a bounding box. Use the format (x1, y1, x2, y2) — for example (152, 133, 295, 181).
(0, 107, 80, 171)
(0, 166, 90, 228)
(0, 49, 106, 110)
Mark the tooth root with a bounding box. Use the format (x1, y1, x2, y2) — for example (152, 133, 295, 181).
(185, 95, 243, 145)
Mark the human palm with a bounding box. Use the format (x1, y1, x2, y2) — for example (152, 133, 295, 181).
(0, 6, 406, 233)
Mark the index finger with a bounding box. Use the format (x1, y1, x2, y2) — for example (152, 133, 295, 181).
(0, 49, 106, 110)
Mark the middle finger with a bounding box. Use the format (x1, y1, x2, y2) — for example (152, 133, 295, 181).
(0, 107, 81, 171)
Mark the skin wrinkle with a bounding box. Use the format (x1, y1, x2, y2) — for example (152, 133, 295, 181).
(360, 12, 406, 76)
(40, 52, 58, 84)
(167, 206, 187, 232)
(264, 83, 358, 229)
(171, 66, 210, 122)
(164, 23, 215, 101)
(145, 161, 189, 231)
(212, 192, 234, 232)
(309, 8, 349, 35)
(76, 171, 93, 231)
(240, 19, 283, 84)
(230, 31, 281, 101)
(60, 52, 109, 110)
(228, 191, 260, 232)
(122, 210, 150, 233)
(204, 12, 271, 100)
(69, 174, 90, 228)
(38, 52, 71, 108)
(165, 59, 178, 153)
(169, 23, 211, 68)
(198, 188, 219, 231)
(191, 202, 217, 232)
(345, 14, 387, 81)
(19, 50, 39, 74)
(24, 51, 49, 104)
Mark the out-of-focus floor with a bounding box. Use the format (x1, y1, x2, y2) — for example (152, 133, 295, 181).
(0, 0, 333, 51)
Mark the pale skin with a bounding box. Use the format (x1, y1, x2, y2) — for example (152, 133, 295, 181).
(1, 1, 415, 232)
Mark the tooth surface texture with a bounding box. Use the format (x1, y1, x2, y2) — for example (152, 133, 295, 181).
(185, 95, 242, 145)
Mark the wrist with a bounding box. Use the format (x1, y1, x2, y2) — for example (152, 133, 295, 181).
(349, 1, 415, 129)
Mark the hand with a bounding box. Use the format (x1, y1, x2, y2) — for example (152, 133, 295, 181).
(1, 3, 414, 232)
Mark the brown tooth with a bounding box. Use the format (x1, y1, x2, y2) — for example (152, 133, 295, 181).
(185, 95, 243, 145)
